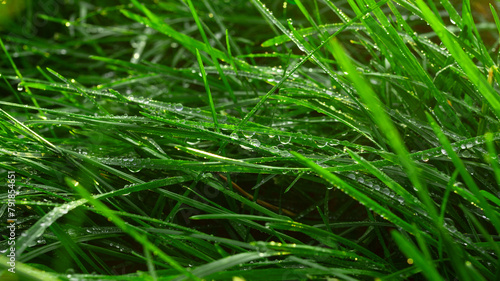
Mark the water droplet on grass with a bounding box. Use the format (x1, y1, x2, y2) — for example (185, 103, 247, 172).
(127, 167, 142, 173)
(186, 139, 201, 145)
(280, 150, 291, 157)
(243, 131, 255, 138)
(250, 139, 260, 147)
(462, 150, 471, 158)
(316, 140, 328, 148)
(279, 135, 291, 144)
(174, 103, 183, 111)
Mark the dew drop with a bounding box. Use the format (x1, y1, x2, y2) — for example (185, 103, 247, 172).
(316, 140, 328, 148)
(250, 139, 261, 147)
(243, 131, 255, 138)
(278, 135, 291, 144)
(127, 167, 142, 173)
(186, 139, 201, 145)
(174, 103, 183, 111)
(381, 188, 390, 196)
(280, 150, 291, 157)
(462, 150, 471, 158)
(270, 146, 279, 153)
(60, 206, 69, 214)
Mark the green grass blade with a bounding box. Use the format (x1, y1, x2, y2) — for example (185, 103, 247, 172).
(64, 177, 199, 280)
(0, 255, 60, 281)
(426, 112, 500, 235)
(415, 0, 500, 118)
(328, 38, 437, 220)
(291, 151, 417, 236)
(196, 48, 219, 133)
(391, 231, 445, 281)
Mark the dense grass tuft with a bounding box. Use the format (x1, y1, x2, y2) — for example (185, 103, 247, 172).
(1, 0, 499, 280)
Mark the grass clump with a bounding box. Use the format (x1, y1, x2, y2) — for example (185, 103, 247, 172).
(1, 0, 499, 280)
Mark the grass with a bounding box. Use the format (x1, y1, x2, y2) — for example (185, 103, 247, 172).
(0, 0, 499, 280)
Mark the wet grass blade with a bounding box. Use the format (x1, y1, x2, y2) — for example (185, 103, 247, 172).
(392, 231, 445, 281)
(415, 0, 500, 118)
(196, 48, 219, 133)
(65, 177, 199, 280)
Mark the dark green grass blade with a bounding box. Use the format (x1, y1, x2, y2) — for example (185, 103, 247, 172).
(195, 48, 219, 133)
